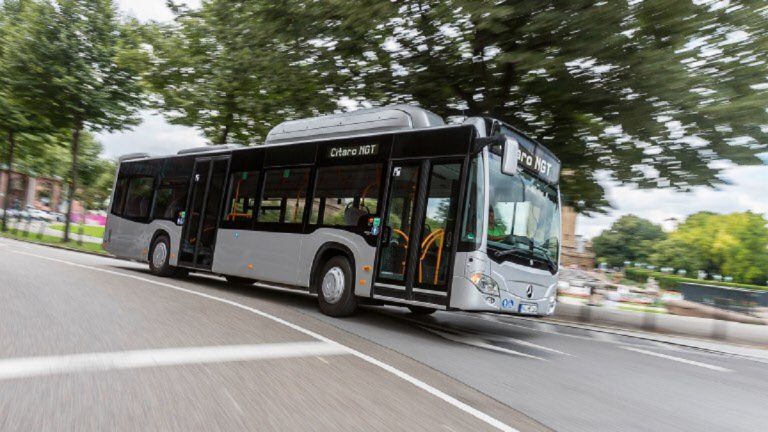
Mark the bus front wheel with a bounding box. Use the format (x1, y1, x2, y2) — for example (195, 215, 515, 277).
(316, 256, 357, 317)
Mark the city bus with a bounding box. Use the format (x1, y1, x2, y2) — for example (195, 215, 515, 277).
(104, 105, 562, 317)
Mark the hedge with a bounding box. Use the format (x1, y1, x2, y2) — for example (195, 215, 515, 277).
(624, 267, 768, 292)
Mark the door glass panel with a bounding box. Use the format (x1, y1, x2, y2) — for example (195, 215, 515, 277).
(181, 161, 210, 263)
(417, 163, 461, 288)
(378, 165, 419, 283)
(196, 159, 228, 266)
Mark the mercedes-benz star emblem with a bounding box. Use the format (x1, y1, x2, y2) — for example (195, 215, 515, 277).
(526, 284, 534, 298)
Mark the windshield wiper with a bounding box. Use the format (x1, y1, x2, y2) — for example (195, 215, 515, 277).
(492, 247, 530, 259)
(492, 238, 558, 273)
(531, 247, 558, 272)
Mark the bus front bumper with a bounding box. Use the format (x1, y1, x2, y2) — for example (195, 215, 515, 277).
(450, 278, 556, 317)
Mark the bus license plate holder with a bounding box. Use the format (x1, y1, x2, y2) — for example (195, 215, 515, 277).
(518, 302, 538, 314)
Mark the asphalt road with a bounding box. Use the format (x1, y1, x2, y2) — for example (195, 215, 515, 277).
(0, 238, 766, 431)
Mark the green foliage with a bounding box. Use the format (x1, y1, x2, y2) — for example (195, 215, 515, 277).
(3, 0, 145, 239)
(5, 0, 145, 133)
(146, 0, 339, 144)
(150, 0, 768, 211)
(592, 215, 666, 267)
(650, 212, 768, 285)
(49, 223, 105, 238)
(624, 267, 768, 292)
(326, 0, 768, 211)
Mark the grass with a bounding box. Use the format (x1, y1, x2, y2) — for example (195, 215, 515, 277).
(49, 223, 105, 238)
(0, 229, 107, 255)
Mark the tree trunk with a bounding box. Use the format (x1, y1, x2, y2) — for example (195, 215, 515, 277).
(64, 126, 80, 242)
(1, 130, 16, 232)
(219, 123, 230, 145)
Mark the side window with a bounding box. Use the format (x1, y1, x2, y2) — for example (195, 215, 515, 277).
(111, 176, 128, 215)
(310, 164, 382, 226)
(154, 176, 189, 221)
(123, 176, 155, 219)
(257, 168, 310, 224)
(224, 170, 260, 222)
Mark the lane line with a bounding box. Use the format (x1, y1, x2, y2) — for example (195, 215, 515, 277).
(383, 310, 572, 357)
(621, 346, 732, 372)
(6, 248, 520, 432)
(0, 342, 348, 381)
(421, 327, 547, 361)
(491, 336, 573, 357)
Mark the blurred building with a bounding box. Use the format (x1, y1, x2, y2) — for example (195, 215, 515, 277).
(561, 205, 595, 269)
(0, 168, 62, 212)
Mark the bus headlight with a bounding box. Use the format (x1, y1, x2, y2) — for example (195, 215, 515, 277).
(469, 273, 499, 296)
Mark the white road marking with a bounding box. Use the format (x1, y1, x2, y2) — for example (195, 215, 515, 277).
(7, 248, 520, 432)
(492, 336, 573, 357)
(621, 346, 733, 372)
(422, 327, 547, 361)
(0, 342, 348, 381)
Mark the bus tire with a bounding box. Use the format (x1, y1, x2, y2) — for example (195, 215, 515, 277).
(226, 275, 255, 286)
(316, 256, 357, 317)
(407, 306, 437, 315)
(149, 235, 177, 277)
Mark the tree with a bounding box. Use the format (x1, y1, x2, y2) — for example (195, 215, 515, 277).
(0, 0, 53, 230)
(651, 212, 768, 285)
(4, 0, 145, 241)
(592, 215, 666, 267)
(148, 0, 339, 145)
(184, 0, 768, 213)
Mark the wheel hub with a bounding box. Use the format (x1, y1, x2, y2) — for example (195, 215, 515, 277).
(153, 242, 168, 268)
(321, 267, 345, 304)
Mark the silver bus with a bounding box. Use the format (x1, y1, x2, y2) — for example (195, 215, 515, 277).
(104, 105, 562, 317)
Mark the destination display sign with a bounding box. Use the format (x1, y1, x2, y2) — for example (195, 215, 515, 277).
(326, 143, 380, 159)
(504, 127, 561, 185)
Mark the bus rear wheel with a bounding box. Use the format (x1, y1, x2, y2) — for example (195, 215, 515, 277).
(316, 256, 357, 317)
(149, 235, 181, 277)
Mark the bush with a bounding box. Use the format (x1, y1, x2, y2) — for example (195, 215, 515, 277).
(624, 267, 768, 292)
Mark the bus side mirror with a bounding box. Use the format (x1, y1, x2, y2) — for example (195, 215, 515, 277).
(502, 136, 519, 176)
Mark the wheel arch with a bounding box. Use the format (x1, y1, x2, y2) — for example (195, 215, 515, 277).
(309, 242, 356, 294)
(147, 229, 171, 262)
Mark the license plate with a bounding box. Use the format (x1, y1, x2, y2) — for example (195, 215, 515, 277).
(518, 302, 538, 314)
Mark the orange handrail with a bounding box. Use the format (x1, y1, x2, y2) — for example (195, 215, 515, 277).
(393, 228, 409, 244)
(418, 229, 445, 285)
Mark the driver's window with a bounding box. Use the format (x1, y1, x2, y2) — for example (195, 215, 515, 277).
(310, 164, 382, 226)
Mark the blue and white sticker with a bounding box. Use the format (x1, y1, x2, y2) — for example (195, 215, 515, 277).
(501, 299, 513, 309)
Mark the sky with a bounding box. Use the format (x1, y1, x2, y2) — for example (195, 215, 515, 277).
(102, 0, 768, 239)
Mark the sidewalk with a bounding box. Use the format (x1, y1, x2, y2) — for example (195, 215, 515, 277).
(552, 301, 768, 352)
(4, 219, 102, 243)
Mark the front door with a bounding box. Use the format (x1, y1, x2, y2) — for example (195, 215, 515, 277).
(179, 156, 230, 268)
(374, 160, 463, 304)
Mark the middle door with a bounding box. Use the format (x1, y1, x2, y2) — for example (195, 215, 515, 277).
(374, 160, 463, 304)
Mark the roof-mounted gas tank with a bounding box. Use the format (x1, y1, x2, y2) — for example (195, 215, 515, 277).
(264, 104, 445, 145)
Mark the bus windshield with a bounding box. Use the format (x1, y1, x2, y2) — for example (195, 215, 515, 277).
(487, 146, 560, 272)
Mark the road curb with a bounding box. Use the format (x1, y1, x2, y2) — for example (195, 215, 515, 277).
(0, 234, 112, 258)
(553, 302, 768, 347)
(537, 314, 768, 361)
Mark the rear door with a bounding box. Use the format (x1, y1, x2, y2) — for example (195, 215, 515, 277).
(179, 156, 230, 268)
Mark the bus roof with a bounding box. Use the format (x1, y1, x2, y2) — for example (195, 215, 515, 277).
(264, 105, 444, 145)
